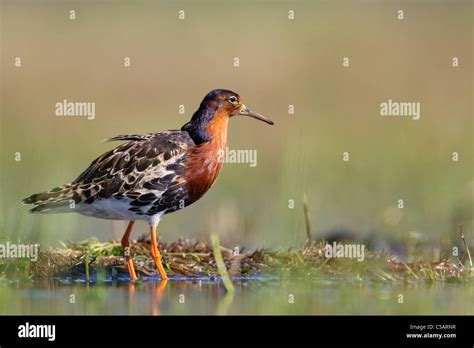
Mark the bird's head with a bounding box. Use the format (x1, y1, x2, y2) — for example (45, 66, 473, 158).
(182, 89, 273, 144)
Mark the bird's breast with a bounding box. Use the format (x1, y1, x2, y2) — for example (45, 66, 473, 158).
(184, 115, 228, 203)
(184, 139, 225, 203)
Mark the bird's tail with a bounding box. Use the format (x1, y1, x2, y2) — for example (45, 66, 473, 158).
(22, 184, 79, 213)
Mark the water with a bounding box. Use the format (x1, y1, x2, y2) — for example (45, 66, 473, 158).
(1, 275, 473, 315)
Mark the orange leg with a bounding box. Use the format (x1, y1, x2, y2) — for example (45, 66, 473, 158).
(150, 225, 168, 280)
(121, 221, 137, 281)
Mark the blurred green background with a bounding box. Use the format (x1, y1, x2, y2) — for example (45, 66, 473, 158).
(1, 0, 472, 252)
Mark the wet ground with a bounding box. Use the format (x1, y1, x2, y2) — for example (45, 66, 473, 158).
(1, 275, 473, 315)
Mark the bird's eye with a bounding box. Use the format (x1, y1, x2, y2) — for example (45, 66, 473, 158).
(228, 96, 238, 103)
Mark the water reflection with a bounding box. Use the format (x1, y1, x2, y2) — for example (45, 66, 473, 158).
(0, 277, 473, 315)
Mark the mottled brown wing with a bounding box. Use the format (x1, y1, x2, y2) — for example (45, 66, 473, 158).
(103, 133, 156, 143)
(72, 131, 194, 203)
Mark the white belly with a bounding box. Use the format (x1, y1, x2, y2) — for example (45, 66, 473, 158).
(76, 198, 152, 222)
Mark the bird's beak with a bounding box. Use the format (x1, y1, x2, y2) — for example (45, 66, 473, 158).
(238, 104, 274, 125)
